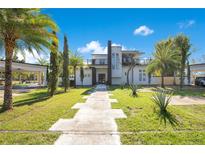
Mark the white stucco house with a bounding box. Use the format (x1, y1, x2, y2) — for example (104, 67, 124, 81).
(76, 40, 198, 86)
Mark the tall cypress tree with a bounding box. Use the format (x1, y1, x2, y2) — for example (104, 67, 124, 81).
(48, 31, 59, 97)
(62, 35, 69, 92)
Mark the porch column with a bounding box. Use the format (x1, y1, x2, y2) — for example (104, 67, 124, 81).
(42, 69, 47, 86)
(107, 40, 112, 85)
(37, 71, 41, 85)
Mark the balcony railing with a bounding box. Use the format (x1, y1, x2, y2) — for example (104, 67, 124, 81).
(87, 59, 107, 65)
(122, 58, 151, 65)
(86, 58, 151, 65)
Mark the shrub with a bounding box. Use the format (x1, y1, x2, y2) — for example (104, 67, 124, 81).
(130, 84, 138, 97)
(151, 90, 172, 113)
(151, 89, 178, 126)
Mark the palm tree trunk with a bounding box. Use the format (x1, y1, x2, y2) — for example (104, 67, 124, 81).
(173, 71, 176, 86)
(74, 66, 76, 88)
(3, 39, 15, 110)
(161, 74, 165, 88)
(180, 65, 184, 89)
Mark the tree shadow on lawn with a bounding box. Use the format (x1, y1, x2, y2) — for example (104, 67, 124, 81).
(0, 90, 66, 113)
(80, 87, 95, 95)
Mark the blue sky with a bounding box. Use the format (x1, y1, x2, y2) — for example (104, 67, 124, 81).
(11, 9, 205, 63)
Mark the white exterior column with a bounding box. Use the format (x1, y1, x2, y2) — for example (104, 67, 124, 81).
(43, 69, 47, 86)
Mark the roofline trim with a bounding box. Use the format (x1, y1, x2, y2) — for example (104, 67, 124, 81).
(0, 60, 48, 67)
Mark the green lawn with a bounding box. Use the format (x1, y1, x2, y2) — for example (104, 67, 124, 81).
(0, 132, 60, 145)
(110, 87, 205, 145)
(0, 87, 89, 144)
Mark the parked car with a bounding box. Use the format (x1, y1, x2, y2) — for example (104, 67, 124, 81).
(195, 77, 205, 86)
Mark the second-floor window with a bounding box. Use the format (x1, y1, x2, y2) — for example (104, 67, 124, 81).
(112, 53, 120, 70)
(116, 53, 120, 69)
(112, 53, 115, 69)
(99, 59, 106, 65)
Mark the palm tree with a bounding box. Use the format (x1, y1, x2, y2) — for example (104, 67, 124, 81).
(0, 9, 58, 110)
(37, 57, 49, 65)
(174, 34, 191, 89)
(146, 40, 179, 88)
(70, 51, 83, 88)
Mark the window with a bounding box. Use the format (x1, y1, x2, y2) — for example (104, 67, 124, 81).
(139, 70, 142, 81)
(99, 59, 105, 65)
(139, 69, 146, 82)
(116, 53, 120, 69)
(112, 53, 115, 69)
(143, 70, 146, 81)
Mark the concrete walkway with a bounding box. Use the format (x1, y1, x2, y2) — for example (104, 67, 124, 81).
(170, 96, 205, 105)
(49, 84, 127, 145)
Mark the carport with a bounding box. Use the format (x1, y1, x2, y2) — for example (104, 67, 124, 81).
(190, 63, 205, 85)
(0, 60, 48, 86)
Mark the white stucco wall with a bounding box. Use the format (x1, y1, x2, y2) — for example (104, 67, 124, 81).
(121, 65, 149, 85)
(76, 67, 92, 86)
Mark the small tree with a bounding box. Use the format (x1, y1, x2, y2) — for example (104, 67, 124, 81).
(62, 35, 69, 92)
(80, 67, 84, 86)
(174, 34, 191, 89)
(70, 51, 83, 88)
(130, 84, 138, 97)
(126, 56, 137, 85)
(48, 31, 59, 97)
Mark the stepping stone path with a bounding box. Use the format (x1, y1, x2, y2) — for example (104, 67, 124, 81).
(49, 84, 127, 145)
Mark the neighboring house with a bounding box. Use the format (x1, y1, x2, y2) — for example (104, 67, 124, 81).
(75, 40, 192, 86)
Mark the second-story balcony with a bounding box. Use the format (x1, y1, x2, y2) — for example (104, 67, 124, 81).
(122, 58, 152, 65)
(87, 59, 107, 65)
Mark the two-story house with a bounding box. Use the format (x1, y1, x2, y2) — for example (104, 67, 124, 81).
(75, 40, 152, 86)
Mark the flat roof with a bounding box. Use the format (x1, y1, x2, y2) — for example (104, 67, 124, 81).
(91, 53, 107, 55)
(0, 60, 48, 68)
(122, 50, 144, 55)
(190, 63, 205, 66)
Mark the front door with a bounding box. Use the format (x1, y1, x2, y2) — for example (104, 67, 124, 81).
(98, 74, 106, 84)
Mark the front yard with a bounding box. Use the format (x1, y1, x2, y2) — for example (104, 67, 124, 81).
(110, 86, 205, 144)
(0, 87, 89, 144)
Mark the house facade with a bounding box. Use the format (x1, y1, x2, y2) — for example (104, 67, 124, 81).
(75, 40, 194, 86)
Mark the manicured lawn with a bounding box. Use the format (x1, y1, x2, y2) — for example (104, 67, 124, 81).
(110, 87, 205, 144)
(0, 132, 60, 145)
(0, 87, 89, 144)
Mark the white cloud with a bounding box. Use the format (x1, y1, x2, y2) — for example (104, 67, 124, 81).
(178, 20, 196, 29)
(17, 50, 49, 64)
(133, 25, 154, 36)
(77, 41, 106, 54)
(77, 41, 130, 54)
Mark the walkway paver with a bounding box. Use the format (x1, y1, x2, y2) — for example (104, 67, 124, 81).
(49, 84, 127, 145)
